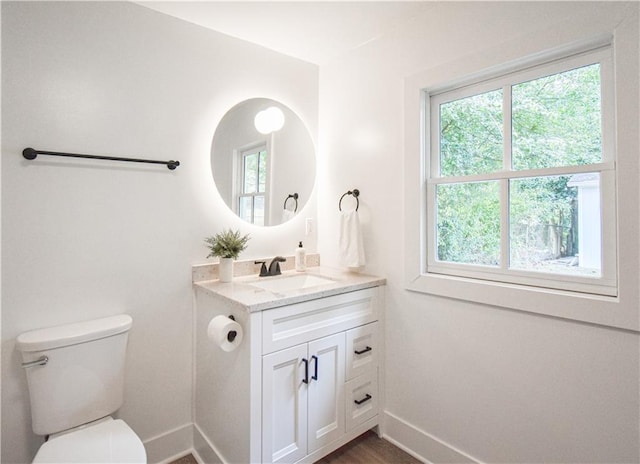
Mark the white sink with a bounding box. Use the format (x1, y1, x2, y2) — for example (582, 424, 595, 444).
(248, 274, 335, 293)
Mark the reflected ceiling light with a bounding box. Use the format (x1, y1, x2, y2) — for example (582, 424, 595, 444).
(254, 106, 285, 134)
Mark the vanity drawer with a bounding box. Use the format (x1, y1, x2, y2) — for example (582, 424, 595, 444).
(262, 287, 380, 354)
(346, 322, 378, 381)
(345, 370, 378, 432)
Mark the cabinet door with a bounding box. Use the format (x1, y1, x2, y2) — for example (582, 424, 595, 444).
(307, 333, 346, 453)
(262, 344, 308, 464)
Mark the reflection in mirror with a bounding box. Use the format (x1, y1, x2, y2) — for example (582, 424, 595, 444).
(211, 98, 316, 226)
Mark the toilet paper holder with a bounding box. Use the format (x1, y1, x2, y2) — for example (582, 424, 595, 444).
(208, 314, 243, 352)
(227, 315, 238, 342)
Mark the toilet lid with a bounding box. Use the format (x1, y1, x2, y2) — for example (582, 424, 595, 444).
(33, 418, 146, 463)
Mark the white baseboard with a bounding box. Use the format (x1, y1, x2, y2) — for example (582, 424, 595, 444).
(300, 416, 380, 463)
(382, 411, 481, 464)
(143, 413, 480, 464)
(143, 423, 195, 464)
(192, 423, 225, 464)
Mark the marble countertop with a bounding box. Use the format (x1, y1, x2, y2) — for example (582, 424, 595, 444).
(193, 266, 386, 312)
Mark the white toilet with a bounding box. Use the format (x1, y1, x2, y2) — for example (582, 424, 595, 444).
(16, 314, 147, 463)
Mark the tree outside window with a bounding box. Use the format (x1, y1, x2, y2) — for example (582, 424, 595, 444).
(428, 48, 614, 295)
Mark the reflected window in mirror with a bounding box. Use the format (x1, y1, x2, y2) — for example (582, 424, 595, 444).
(238, 145, 268, 226)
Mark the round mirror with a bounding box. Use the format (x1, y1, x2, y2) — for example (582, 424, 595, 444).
(211, 98, 316, 226)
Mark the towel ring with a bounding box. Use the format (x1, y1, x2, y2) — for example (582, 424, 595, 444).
(339, 189, 359, 211)
(284, 193, 299, 212)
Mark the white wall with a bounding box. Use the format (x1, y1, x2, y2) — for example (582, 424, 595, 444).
(1, 2, 318, 463)
(318, 2, 639, 462)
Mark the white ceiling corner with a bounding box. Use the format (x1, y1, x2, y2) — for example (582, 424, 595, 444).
(135, 1, 431, 65)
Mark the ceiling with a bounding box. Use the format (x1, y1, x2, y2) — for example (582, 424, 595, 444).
(136, 1, 431, 65)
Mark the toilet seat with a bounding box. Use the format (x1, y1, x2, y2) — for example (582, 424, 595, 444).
(33, 417, 146, 463)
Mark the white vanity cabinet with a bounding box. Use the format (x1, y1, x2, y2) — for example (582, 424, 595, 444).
(262, 332, 345, 463)
(194, 277, 384, 464)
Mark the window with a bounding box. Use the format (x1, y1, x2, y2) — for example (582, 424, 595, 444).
(426, 47, 616, 296)
(238, 144, 268, 226)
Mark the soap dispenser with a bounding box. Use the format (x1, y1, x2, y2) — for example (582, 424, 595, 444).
(295, 241, 306, 272)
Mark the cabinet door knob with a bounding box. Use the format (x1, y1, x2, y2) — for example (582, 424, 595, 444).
(354, 346, 372, 355)
(302, 358, 309, 384)
(311, 355, 318, 381)
(354, 394, 372, 405)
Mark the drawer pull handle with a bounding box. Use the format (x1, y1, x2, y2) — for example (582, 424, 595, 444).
(302, 358, 309, 384)
(311, 355, 318, 381)
(354, 346, 372, 355)
(354, 394, 372, 405)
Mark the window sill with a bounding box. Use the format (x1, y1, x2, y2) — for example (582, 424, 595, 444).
(406, 272, 638, 331)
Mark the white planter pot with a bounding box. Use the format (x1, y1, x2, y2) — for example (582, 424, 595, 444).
(219, 258, 234, 283)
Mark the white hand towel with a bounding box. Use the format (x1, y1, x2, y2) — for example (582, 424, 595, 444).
(282, 208, 295, 223)
(339, 209, 366, 269)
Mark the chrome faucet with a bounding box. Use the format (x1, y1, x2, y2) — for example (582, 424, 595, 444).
(255, 257, 287, 277)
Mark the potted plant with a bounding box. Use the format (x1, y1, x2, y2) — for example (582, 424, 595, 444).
(205, 229, 251, 282)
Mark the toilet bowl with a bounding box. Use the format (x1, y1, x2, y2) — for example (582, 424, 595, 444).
(33, 417, 145, 464)
(16, 315, 146, 463)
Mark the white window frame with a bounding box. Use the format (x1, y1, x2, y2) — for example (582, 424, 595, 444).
(234, 141, 270, 225)
(427, 47, 616, 297)
(403, 32, 639, 331)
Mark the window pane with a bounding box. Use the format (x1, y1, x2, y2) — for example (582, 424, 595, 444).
(436, 181, 500, 266)
(439, 89, 503, 177)
(238, 196, 253, 223)
(243, 153, 258, 193)
(254, 195, 265, 226)
(258, 150, 267, 193)
(510, 174, 601, 276)
(512, 64, 601, 170)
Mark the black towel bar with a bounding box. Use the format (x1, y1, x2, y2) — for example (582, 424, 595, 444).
(23, 147, 180, 170)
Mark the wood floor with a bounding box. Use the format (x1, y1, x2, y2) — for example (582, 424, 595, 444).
(314, 431, 421, 464)
(168, 455, 198, 464)
(169, 431, 421, 464)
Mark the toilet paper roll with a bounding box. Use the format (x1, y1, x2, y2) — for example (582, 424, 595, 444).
(207, 315, 243, 352)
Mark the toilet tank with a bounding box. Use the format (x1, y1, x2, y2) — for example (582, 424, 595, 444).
(16, 315, 133, 436)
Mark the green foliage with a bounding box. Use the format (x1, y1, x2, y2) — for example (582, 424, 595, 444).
(242, 150, 267, 194)
(512, 64, 601, 170)
(440, 89, 503, 176)
(205, 229, 251, 260)
(510, 176, 578, 265)
(437, 182, 501, 266)
(437, 64, 601, 267)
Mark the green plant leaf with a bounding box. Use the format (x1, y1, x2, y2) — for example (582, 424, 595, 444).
(204, 229, 251, 260)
